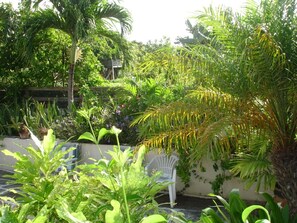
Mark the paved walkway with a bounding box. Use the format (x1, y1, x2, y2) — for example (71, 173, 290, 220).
(0, 169, 18, 198)
(156, 193, 213, 221)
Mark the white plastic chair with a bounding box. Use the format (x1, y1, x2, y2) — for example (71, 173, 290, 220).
(145, 154, 179, 208)
(56, 143, 80, 172)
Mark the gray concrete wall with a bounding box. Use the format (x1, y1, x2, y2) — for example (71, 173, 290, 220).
(0, 137, 270, 201)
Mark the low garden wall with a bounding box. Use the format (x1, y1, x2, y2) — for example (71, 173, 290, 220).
(0, 137, 271, 201)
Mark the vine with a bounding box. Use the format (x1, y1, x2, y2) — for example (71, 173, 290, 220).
(210, 160, 233, 195)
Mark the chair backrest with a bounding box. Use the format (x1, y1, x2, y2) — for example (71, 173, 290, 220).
(56, 143, 80, 171)
(151, 154, 178, 178)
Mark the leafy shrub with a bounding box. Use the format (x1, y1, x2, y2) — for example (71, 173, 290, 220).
(0, 127, 169, 222)
(198, 189, 297, 223)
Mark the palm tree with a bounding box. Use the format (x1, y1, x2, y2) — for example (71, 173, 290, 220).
(134, 0, 297, 214)
(0, 3, 24, 79)
(21, 0, 132, 108)
(176, 19, 211, 46)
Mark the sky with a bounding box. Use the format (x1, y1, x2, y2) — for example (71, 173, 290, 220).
(2, 0, 251, 43)
(121, 0, 250, 43)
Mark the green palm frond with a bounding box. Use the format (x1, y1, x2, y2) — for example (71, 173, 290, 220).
(95, 2, 132, 34)
(0, 3, 16, 43)
(133, 88, 242, 160)
(231, 153, 275, 191)
(20, 9, 65, 60)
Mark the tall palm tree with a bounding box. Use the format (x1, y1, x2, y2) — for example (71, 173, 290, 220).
(134, 0, 297, 214)
(21, 0, 132, 108)
(0, 3, 24, 78)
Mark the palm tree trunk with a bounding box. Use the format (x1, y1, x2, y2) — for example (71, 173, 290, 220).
(67, 39, 77, 110)
(68, 63, 75, 109)
(271, 149, 297, 215)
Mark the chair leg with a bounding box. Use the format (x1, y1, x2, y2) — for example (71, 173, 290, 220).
(172, 183, 176, 201)
(168, 185, 174, 208)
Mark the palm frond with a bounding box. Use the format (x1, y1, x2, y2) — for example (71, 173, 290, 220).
(95, 2, 132, 34)
(231, 153, 275, 191)
(21, 9, 66, 60)
(133, 88, 242, 161)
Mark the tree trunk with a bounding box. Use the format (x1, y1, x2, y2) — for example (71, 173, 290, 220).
(68, 63, 75, 109)
(67, 39, 77, 110)
(271, 150, 297, 215)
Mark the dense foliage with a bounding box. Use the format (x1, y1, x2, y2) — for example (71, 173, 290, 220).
(1, 0, 297, 218)
(133, 0, 297, 214)
(0, 1, 132, 103)
(0, 128, 168, 222)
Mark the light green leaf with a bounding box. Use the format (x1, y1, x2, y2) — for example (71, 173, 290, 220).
(201, 208, 225, 223)
(97, 128, 110, 143)
(242, 205, 271, 223)
(26, 146, 42, 160)
(2, 149, 24, 161)
(140, 214, 167, 223)
(31, 216, 47, 223)
(255, 220, 270, 223)
(105, 200, 124, 223)
(56, 201, 89, 223)
(42, 129, 56, 155)
(78, 132, 97, 144)
(17, 203, 30, 222)
(131, 145, 146, 172)
(0, 206, 18, 223)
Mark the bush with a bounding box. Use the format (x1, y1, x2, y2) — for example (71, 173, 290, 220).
(0, 128, 168, 222)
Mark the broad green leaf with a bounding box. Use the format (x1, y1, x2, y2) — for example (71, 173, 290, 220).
(78, 132, 97, 144)
(140, 214, 166, 223)
(261, 192, 283, 222)
(199, 214, 216, 223)
(126, 194, 142, 201)
(281, 205, 290, 223)
(17, 203, 30, 222)
(97, 128, 110, 143)
(208, 193, 230, 210)
(131, 145, 146, 172)
(229, 189, 247, 222)
(71, 212, 88, 221)
(77, 108, 93, 120)
(201, 207, 225, 223)
(56, 201, 89, 223)
(31, 216, 47, 223)
(42, 129, 56, 155)
(2, 149, 24, 161)
(105, 200, 124, 223)
(26, 146, 42, 160)
(242, 205, 271, 223)
(255, 220, 270, 223)
(0, 206, 19, 223)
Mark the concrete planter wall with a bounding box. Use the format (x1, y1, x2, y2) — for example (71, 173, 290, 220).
(0, 137, 270, 201)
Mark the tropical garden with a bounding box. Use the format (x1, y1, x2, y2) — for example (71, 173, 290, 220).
(0, 0, 296, 222)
